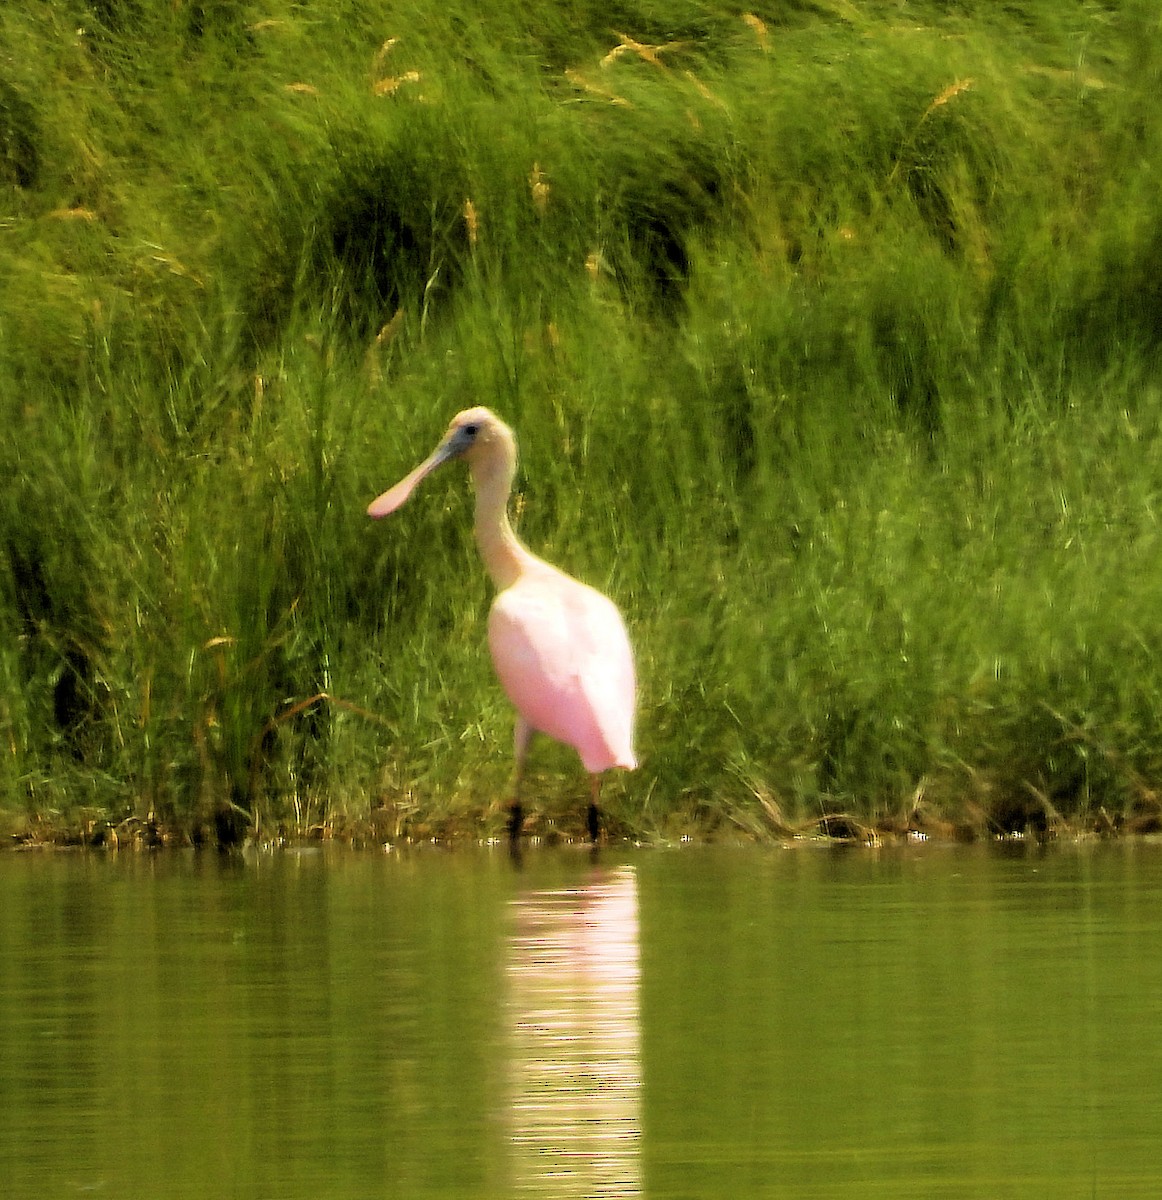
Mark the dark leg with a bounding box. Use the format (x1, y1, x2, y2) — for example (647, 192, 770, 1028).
(508, 717, 532, 843)
(586, 776, 601, 844)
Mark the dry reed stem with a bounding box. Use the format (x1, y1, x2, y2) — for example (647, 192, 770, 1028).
(920, 77, 974, 123)
(684, 70, 726, 109)
(742, 12, 768, 51)
(602, 31, 687, 68)
(376, 307, 405, 345)
(564, 67, 630, 106)
(365, 308, 406, 384)
(463, 198, 478, 247)
(1024, 63, 1108, 90)
(373, 70, 420, 97)
(374, 37, 399, 69)
(886, 77, 975, 186)
(1021, 780, 1068, 834)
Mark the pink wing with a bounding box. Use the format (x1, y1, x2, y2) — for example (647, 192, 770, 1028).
(487, 568, 636, 774)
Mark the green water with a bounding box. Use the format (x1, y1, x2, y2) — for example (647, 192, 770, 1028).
(2, 842, 1161, 1198)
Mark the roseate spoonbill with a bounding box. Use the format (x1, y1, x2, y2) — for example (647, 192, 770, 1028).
(367, 408, 636, 842)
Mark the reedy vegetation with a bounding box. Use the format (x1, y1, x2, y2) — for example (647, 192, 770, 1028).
(1, 0, 1160, 843)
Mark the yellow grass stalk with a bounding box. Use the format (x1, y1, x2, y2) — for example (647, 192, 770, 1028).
(372, 70, 420, 97)
(565, 67, 630, 106)
(921, 77, 974, 122)
(602, 31, 687, 69)
(463, 199, 479, 248)
(742, 13, 769, 51)
(529, 163, 550, 215)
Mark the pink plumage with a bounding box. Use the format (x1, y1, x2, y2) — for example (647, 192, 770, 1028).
(488, 561, 636, 774)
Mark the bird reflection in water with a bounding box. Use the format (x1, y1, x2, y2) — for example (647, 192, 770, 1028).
(506, 865, 642, 1197)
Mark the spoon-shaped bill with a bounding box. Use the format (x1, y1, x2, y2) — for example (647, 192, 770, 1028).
(367, 444, 455, 518)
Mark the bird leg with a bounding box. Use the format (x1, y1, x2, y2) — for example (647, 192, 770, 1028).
(586, 775, 601, 844)
(508, 716, 533, 841)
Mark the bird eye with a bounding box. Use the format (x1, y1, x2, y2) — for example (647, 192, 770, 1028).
(464, 423, 478, 437)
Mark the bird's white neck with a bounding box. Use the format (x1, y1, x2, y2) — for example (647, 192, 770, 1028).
(468, 447, 533, 592)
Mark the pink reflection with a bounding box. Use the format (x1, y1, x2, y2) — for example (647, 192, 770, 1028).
(507, 866, 642, 1197)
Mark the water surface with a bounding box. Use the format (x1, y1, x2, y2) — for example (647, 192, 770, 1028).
(2, 841, 1161, 1198)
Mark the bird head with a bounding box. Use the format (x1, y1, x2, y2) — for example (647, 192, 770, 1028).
(367, 407, 516, 518)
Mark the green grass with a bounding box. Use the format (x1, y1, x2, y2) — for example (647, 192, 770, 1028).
(2, 0, 1161, 844)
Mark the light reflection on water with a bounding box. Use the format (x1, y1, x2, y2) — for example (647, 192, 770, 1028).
(507, 866, 641, 1197)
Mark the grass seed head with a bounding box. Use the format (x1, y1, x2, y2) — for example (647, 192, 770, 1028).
(463, 198, 478, 247)
(529, 163, 549, 215)
(372, 70, 420, 97)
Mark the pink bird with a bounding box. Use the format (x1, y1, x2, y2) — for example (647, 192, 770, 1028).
(368, 407, 637, 842)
